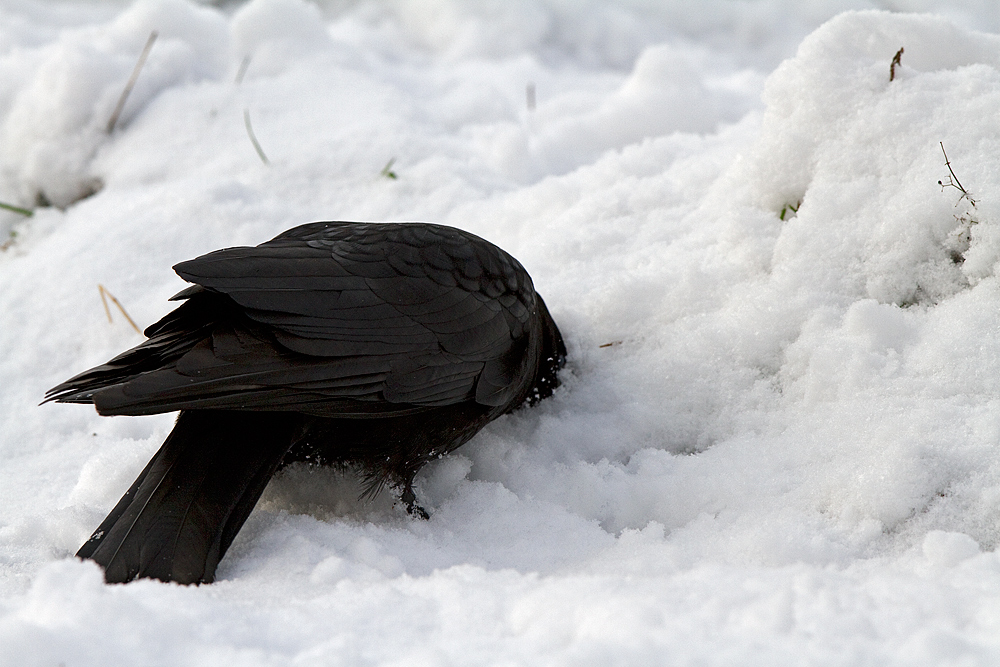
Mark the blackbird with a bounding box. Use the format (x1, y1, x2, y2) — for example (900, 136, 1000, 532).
(46, 221, 565, 584)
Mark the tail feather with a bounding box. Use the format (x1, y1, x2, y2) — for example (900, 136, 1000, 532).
(76, 454, 159, 560)
(79, 410, 307, 584)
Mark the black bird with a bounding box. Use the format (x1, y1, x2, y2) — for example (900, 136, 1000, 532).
(45, 222, 565, 585)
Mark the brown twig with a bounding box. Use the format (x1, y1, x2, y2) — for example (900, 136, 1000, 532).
(98, 284, 142, 334)
(599, 341, 622, 348)
(108, 31, 158, 133)
(890, 47, 904, 82)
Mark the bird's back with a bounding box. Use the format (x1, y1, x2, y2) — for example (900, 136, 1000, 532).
(46, 221, 564, 419)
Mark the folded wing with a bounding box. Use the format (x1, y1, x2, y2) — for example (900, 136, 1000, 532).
(45, 222, 540, 417)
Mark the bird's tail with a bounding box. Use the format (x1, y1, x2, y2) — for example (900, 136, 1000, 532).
(78, 410, 307, 584)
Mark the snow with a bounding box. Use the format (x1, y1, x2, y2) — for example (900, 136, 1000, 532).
(2, 0, 1000, 664)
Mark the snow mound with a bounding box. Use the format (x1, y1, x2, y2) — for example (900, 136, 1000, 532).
(0, 0, 228, 208)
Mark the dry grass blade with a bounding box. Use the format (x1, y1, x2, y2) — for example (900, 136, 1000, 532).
(98, 284, 143, 334)
(243, 108, 269, 164)
(108, 31, 158, 133)
(235, 55, 252, 84)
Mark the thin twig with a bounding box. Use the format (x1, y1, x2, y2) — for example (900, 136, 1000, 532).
(108, 31, 158, 133)
(235, 55, 251, 84)
(243, 108, 269, 164)
(380, 158, 397, 179)
(0, 201, 33, 217)
(889, 47, 904, 82)
(938, 142, 976, 207)
(98, 284, 142, 334)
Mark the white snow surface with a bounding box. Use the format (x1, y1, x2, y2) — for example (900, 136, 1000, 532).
(2, 0, 1000, 664)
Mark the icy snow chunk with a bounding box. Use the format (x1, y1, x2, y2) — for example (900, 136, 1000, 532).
(347, 536, 405, 578)
(418, 453, 474, 508)
(68, 434, 160, 508)
(309, 554, 348, 584)
(922, 530, 981, 567)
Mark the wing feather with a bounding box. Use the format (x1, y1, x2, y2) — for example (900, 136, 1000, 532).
(49, 222, 541, 416)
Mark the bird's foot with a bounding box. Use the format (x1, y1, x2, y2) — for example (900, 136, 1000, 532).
(400, 486, 429, 520)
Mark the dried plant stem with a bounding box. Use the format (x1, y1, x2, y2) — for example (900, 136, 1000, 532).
(244, 109, 269, 164)
(98, 284, 142, 334)
(108, 31, 158, 133)
(938, 142, 977, 207)
(235, 55, 251, 84)
(889, 47, 904, 82)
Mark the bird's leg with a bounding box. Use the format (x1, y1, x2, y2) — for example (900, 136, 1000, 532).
(400, 483, 429, 520)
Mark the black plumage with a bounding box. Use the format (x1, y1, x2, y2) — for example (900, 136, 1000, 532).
(46, 222, 565, 585)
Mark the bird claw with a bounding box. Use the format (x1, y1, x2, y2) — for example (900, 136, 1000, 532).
(400, 486, 429, 520)
(408, 503, 430, 520)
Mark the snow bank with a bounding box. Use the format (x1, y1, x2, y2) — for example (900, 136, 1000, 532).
(0, 0, 229, 207)
(2, 1, 1000, 664)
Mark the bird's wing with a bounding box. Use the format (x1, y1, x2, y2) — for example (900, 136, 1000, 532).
(47, 222, 539, 417)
